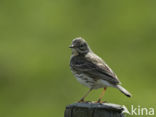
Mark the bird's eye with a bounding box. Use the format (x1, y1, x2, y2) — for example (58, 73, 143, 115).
(80, 45, 83, 47)
(79, 44, 84, 50)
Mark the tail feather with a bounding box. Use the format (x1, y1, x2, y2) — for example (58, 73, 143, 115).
(116, 85, 132, 97)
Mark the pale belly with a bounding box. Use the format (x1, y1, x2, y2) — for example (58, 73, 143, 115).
(74, 73, 113, 89)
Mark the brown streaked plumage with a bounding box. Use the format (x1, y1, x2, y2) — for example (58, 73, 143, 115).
(69, 37, 132, 102)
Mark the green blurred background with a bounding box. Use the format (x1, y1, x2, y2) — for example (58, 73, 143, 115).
(0, 0, 156, 117)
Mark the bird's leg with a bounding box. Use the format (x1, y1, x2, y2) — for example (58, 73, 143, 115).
(97, 87, 107, 103)
(78, 88, 93, 102)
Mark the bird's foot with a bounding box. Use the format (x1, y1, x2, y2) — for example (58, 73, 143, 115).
(96, 99, 107, 103)
(78, 98, 84, 103)
(101, 101, 107, 103)
(96, 99, 102, 103)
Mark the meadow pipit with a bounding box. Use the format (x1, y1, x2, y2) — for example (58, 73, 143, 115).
(69, 37, 131, 102)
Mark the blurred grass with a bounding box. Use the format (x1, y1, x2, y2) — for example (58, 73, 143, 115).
(0, 0, 156, 117)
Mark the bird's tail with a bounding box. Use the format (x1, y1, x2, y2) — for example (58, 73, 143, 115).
(116, 85, 132, 97)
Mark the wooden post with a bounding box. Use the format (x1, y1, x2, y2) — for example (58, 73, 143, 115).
(65, 102, 125, 117)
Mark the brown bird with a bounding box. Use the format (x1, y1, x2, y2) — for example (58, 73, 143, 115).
(69, 37, 131, 103)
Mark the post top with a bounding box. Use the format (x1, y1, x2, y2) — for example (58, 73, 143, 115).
(66, 102, 124, 112)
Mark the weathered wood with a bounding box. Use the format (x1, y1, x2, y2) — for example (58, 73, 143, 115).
(65, 102, 125, 117)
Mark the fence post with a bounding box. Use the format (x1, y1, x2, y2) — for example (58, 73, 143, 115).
(64, 102, 125, 117)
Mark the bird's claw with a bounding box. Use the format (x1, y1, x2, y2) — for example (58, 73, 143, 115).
(78, 99, 84, 103)
(96, 99, 102, 103)
(96, 99, 107, 103)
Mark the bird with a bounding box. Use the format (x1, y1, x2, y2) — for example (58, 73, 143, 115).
(69, 37, 132, 103)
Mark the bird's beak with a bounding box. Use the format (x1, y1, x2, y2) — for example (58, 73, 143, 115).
(69, 45, 74, 48)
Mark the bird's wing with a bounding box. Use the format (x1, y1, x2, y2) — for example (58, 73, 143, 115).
(70, 54, 120, 85)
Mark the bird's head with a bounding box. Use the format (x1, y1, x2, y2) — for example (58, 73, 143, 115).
(69, 37, 90, 55)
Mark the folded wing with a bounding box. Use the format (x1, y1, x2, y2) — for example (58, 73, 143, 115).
(70, 55, 120, 85)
